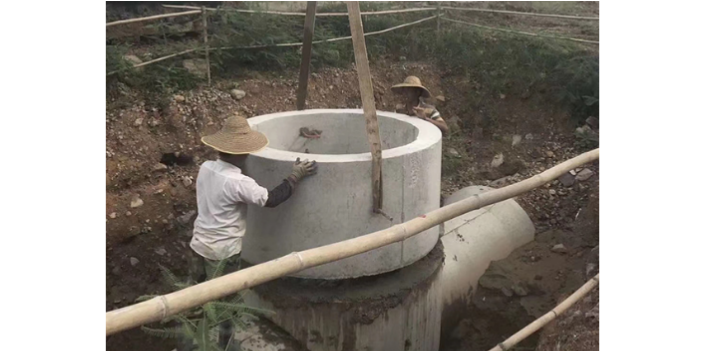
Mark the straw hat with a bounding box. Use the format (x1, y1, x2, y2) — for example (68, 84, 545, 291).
(391, 76, 431, 98)
(201, 115, 269, 154)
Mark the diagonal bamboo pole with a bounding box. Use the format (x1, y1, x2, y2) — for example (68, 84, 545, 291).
(490, 274, 600, 351)
(163, 4, 435, 16)
(106, 148, 599, 336)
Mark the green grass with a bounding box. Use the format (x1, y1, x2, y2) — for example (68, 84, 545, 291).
(106, 2, 598, 120)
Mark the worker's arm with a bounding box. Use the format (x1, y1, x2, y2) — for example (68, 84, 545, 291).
(412, 107, 449, 136)
(264, 158, 318, 208)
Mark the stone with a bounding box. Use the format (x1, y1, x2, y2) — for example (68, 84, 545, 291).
(155, 247, 167, 256)
(177, 210, 197, 226)
(501, 287, 513, 297)
(130, 196, 144, 208)
(436, 95, 446, 102)
(174, 94, 186, 103)
(546, 150, 555, 158)
(395, 103, 405, 111)
(551, 244, 568, 253)
(133, 117, 144, 127)
(549, 189, 557, 196)
(125, 211, 132, 217)
(447, 148, 461, 158)
(558, 173, 576, 187)
(490, 153, 504, 168)
(525, 133, 534, 140)
(576, 168, 595, 181)
(182, 177, 193, 187)
(511, 283, 529, 296)
(152, 163, 168, 172)
(447, 115, 462, 132)
(123, 54, 142, 67)
(499, 93, 506, 99)
(512, 135, 522, 146)
(489, 176, 512, 188)
(230, 89, 247, 100)
(130, 257, 140, 266)
(182, 58, 208, 77)
(585, 116, 599, 130)
(586, 263, 597, 277)
(108, 212, 117, 219)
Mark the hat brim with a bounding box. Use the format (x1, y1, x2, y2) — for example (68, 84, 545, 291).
(391, 83, 431, 98)
(201, 129, 269, 155)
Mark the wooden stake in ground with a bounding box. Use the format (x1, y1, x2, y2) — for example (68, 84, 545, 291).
(296, 2, 318, 110)
(347, 1, 384, 213)
(201, 7, 211, 86)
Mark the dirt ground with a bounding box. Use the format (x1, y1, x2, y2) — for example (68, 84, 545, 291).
(106, 2, 599, 350)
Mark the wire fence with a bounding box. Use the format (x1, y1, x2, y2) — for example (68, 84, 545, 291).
(106, 4, 599, 78)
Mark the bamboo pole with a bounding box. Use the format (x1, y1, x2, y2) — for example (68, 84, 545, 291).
(163, 4, 435, 17)
(443, 17, 599, 44)
(441, 6, 599, 21)
(490, 274, 600, 351)
(215, 14, 440, 50)
(106, 48, 199, 76)
(106, 10, 202, 27)
(106, 148, 599, 336)
(347, 1, 384, 213)
(436, 4, 442, 39)
(201, 7, 211, 86)
(296, 2, 318, 111)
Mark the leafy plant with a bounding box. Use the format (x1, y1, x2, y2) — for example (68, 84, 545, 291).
(137, 262, 273, 351)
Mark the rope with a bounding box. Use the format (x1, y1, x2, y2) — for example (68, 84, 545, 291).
(443, 17, 599, 45)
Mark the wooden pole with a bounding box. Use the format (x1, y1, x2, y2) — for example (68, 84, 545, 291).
(201, 7, 211, 86)
(490, 274, 600, 351)
(105, 149, 598, 336)
(346, 1, 383, 213)
(296, 2, 317, 110)
(106, 10, 202, 27)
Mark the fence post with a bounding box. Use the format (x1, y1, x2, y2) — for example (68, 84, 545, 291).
(436, 4, 441, 36)
(296, 2, 318, 110)
(201, 6, 211, 86)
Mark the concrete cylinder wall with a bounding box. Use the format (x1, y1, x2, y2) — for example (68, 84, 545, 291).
(242, 109, 442, 279)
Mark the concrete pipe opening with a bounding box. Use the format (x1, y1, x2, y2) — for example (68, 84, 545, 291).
(242, 109, 443, 279)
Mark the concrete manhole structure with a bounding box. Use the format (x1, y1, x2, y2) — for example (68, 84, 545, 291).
(242, 109, 442, 279)
(238, 110, 535, 350)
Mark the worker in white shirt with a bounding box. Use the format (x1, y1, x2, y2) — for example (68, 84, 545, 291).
(188, 115, 317, 284)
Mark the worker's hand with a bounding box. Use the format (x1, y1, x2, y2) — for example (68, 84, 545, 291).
(288, 158, 318, 183)
(412, 107, 433, 119)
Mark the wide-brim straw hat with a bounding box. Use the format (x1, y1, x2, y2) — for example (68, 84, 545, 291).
(201, 115, 269, 154)
(391, 76, 431, 98)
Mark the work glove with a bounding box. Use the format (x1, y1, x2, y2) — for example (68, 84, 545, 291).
(288, 158, 318, 184)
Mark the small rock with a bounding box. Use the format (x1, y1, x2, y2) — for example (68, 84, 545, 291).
(152, 163, 168, 172)
(436, 95, 446, 102)
(447, 148, 461, 158)
(123, 54, 142, 67)
(549, 189, 557, 196)
(546, 150, 555, 158)
(177, 210, 197, 226)
(499, 93, 506, 99)
(576, 168, 595, 181)
(125, 211, 132, 217)
(395, 103, 405, 111)
(490, 153, 505, 168)
(182, 177, 193, 187)
(525, 133, 534, 140)
(558, 173, 576, 187)
(586, 263, 597, 277)
(501, 287, 514, 297)
(182, 58, 208, 77)
(230, 89, 246, 100)
(447, 115, 462, 132)
(114, 298, 122, 304)
(585, 303, 599, 319)
(130, 196, 144, 208)
(155, 247, 167, 256)
(585, 116, 599, 130)
(569, 169, 577, 176)
(174, 94, 186, 103)
(108, 212, 117, 219)
(130, 257, 140, 266)
(551, 244, 568, 253)
(511, 284, 529, 296)
(399, 56, 407, 61)
(489, 176, 512, 188)
(133, 117, 144, 127)
(512, 135, 522, 147)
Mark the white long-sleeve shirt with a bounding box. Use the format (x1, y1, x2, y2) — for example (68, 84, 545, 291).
(190, 159, 268, 260)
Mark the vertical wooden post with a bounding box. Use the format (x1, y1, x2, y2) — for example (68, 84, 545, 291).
(201, 6, 211, 86)
(296, 2, 317, 110)
(347, 1, 384, 214)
